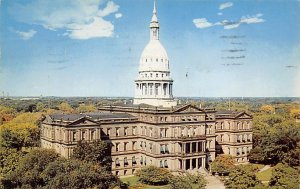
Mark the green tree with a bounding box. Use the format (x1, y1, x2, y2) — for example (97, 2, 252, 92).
(71, 140, 112, 167)
(41, 159, 121, 189)
(168, 173, 207, 189)
(2, 149, 59, 188)
(135, 166, 172, 185)
(225, 165, 262, 189)
(58, 102, 74, 113)
(76, 104, 97, 113)
(211, 155, 235, 174)
(0, 147, 24, 178)
(0, 113, 41, 150)
(269, 163, 299, 189)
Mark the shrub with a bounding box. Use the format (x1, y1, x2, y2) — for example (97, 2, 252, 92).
(135, 166, 172, 185)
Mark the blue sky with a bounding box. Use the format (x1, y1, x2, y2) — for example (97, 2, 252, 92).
(0, 0, 299, 97)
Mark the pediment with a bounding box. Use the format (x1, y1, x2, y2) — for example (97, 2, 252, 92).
(173, 104, 204, 113)
(235, 112, 252, 119)
(67, 117, 99, 126)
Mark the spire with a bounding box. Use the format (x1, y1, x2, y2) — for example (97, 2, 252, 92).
(150, 0, 159, 40)
(151, 0, 158, 23)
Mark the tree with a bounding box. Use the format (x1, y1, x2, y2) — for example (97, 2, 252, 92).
(72, 140, 112, 167)
(41, 159, 121, 189)
(225, 165, 262, 189)
(0, 113, 41, 150)
(0, 105, 16, 124)
(2, 149, 59, 188)
(290, 108, 300, 119)
(0, 147, 24, 178)
(168, 173, 207, 189)
(269, 163, 299, 188)
(135, 166, 172, 185)
(211, 155, 235, 174)
(58, 102, 74, 113)
(76, 104, 97, 113)
(260, 105, 275, 114)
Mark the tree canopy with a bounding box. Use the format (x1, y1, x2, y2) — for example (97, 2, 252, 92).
(269, 163, 299, 188)
(225, 165, 262, 189)
(211, 155, 235, 174)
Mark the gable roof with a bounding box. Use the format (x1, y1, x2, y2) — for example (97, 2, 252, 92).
(172, 104, 205, 113)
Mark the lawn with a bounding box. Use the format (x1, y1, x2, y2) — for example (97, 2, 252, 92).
(256, 167, 273, 182)
(121, 176, 169, 189)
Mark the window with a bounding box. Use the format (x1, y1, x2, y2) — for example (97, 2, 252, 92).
(140, 156, 143, 165)
(132, 141, 136, 150)
(150, 143, 153, 151)
(124, 170, 127, 175)
(164, 160, 168, 168)
(165, 145, 169, 154)
(72, 131, 76, 141)
(116, 128, 120, 137)
(132, 156, 136, 165)
(107, 128, 111, 136)
(115, 158, 120, 167)
(116, 143, 119, 152)
(124, 142, 128, 151)
(116, 171, 119, 175)
(150, 128, 153, 137)
(91, 130, 94, 140)
(160, 144, 169, 154)
(160, 160, 163, 168)
(160, 145, 165, 154)
(124, 157, 128, 167)
(82, 131, 85, 140)
(124, 127, 128, 136)
(132, 127, 136, 135)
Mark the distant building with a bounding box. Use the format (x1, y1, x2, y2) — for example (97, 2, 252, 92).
(40, 1, 253, 177)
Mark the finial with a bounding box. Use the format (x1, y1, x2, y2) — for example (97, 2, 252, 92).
(153, 0, 157, 14)
(151, 0, 158, 23)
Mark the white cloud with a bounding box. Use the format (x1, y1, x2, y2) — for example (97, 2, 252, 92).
(193, 18, 214, 28)
(15, 29, 37, 40)
(217, 12, 223, 16)
(9, 0, 120, 39)
(219, 2, 233, 10)
(98, 1, 119, 17)
(240, 13, 265, 24)
(115, 13, 122, 19)
(194, 13, 265, 30)
(67, 17, 114, 39)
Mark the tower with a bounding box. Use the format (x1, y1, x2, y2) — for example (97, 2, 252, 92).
(133, 1, 177, 107)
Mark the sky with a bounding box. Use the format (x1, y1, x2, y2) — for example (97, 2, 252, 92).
(0, 0, 299, 97)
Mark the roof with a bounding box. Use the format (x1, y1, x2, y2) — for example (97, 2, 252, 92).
(49, 112, 136, 122)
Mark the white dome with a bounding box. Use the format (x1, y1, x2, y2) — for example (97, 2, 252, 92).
(139, 40, 170, 72)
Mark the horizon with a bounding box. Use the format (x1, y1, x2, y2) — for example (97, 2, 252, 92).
(1, 0, 300, 97)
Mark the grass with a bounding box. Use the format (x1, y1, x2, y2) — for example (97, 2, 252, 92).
(256, 167, 273, 182)
(121, 176, 139, 186)
(120, 176, 169, 189)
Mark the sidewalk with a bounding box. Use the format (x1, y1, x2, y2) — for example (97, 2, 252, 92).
(205, 175, 225, 189)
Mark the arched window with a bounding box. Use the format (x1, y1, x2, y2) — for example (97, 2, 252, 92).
(160, 160, 163, 168)
(124, 157, 128, 167)
(164, 160, 168, 168)
(115, 158, 120, 167)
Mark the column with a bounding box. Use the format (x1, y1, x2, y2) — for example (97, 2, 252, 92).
(183, 159, 186, 170)
(202, 158, 205, 168)
(196, 158, 198, 169)
(190, 159, 192, 170)
(196, 142, 198, 153)
(190, 142, 192, 154)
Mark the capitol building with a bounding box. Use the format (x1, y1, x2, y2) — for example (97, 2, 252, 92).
(40, 2, 253, 177)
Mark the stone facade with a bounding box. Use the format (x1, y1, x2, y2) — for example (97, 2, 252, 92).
(215, 110, 253, 163)
(40, 104, 253, 176)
